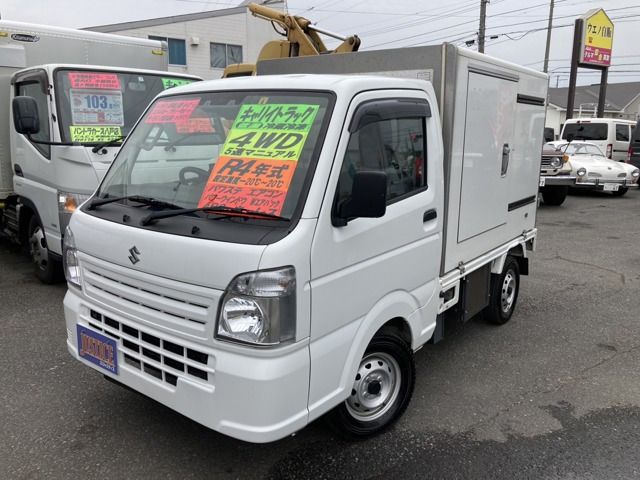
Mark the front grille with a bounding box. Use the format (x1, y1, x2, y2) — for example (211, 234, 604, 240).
(84, 268, 208, 325)
(541, 157, 557, 167)
(79, 255, 220, 339)
(618, 173, 626, 178)
(88, 309, 213, 387)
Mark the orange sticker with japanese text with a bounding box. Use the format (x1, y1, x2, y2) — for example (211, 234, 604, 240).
(198, 156, 297, 215)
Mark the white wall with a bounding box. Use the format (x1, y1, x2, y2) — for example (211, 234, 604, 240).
(106, 9, 281, 80)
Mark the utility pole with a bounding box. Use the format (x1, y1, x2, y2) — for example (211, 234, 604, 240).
(543, 0, 555, 73)
(478, 0, 489, 53)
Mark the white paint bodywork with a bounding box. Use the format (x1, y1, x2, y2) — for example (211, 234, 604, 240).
(64, 64, 547, 442)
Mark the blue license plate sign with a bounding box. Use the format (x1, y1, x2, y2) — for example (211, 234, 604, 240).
(77, 325, 118, 375)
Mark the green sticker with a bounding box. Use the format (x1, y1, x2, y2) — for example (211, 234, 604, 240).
(162, 78, 194, 89)
(70, 125, 122, 143)
(220, 104, 319, 161)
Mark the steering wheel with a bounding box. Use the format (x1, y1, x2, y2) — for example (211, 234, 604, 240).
(178, 166, 209, 186)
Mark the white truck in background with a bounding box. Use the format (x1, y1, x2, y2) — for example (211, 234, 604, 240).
(0, 21, 200, 282)
(61, 44, 547, 442)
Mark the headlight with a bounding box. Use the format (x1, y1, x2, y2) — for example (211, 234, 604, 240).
(216, 266, 296, 346)
(632, 169, 640, 178)
(550, 157, 562, 168)
(577, 167, 587, 177)
(58, 191, 91, 233)
(63, 226, 81, 289)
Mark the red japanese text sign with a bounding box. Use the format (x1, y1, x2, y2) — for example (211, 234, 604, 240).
(68, 72, 121, 90)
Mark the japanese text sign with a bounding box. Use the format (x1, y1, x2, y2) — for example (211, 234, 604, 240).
(580, 9, 614, 67)
(145, 98, 200, 124)
(162, 77, 195, 89)
(68, 72, 121, 90)
(198, 103, 320, 216)
(70, 125, 122, 143)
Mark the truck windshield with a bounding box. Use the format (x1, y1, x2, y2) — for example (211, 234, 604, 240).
(96, 90, 332, 220)
(561, 123, 607, 141)
(54, 69, 198, 145)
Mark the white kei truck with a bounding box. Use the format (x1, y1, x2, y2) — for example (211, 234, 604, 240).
(0, 21, 200, 282)
(58, 44, 547, 443)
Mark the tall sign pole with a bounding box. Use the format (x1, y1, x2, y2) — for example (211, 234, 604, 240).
(478, 0, 488, 53)
(566, 9, 614, 119)
(543, 0, 555, 73)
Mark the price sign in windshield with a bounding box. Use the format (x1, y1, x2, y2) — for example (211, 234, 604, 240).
(68, 72, 121, 90)
(198, 103, 319, 216)
(70, 89, 124, 126)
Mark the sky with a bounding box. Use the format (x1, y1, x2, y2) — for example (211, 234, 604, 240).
(1, 0, 639, 88)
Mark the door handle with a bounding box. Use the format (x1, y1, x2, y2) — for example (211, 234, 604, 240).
(501, 143, 511, 177)
(423, 209, 437, 222)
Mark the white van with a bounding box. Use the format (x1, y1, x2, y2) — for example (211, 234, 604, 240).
(560, 118, 636, 162)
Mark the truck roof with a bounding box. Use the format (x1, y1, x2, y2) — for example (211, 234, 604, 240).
(0, 20, 161, 48)
(14, 63, 201, 80)
(158, 73, 433, 97)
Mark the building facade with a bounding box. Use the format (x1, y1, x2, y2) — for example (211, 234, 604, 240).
(86, 1, 284, 80)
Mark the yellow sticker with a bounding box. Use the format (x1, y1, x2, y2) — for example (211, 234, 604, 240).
(70, 125, 122, 143)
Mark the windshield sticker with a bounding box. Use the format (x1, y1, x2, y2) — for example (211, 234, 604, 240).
(68, 72, 121, 90)
(176, 117, 215, 134)
(70, 126, 122, 143)
(145, 98, 200, 124)
(162, 77, 194, 89)
(70, 89, 124, 126)
(198, 103, 319, 215)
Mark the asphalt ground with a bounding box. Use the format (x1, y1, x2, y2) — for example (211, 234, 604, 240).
(2, 189, 640, 480)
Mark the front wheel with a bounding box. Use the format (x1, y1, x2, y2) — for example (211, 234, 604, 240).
(28, 216, 62, 284)
(485, 256, 520, 325)
(541, 185, 568, 206)
(327, 333, 415, 439)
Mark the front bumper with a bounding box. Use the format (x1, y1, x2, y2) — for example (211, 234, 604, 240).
(539, 174, 576, 187)
(64, 288, 310, 443)
(573, 178, 639, 190)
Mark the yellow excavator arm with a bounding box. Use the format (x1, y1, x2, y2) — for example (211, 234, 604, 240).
(223, 2, 361, 78)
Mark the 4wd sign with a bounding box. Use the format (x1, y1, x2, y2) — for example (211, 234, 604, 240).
(580, 9, 614, 67)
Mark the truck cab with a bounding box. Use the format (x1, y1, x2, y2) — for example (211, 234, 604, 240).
(3, 65, 199, 282)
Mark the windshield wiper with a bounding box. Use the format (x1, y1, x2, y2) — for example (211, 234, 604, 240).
(91, 136, 126, 154)
(87, 194, 181, 211)
(140, 205, 289, 226)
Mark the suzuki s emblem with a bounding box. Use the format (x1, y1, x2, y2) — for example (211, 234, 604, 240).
(128, 246, 141, 264)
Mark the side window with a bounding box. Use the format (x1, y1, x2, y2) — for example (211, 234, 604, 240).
(616, 124, 630, 141)
(17, 81, 50, 158)
(335, 116, 427, 210)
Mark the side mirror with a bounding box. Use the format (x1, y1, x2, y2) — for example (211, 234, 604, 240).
(334, 170, 387, 227)
(13, 96, 40, 135)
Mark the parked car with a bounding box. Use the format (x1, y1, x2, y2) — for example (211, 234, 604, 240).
(539, 143, 574, 206)
(548, 141, 639, 196)
(627, 120, 640, 184)
(560, 118, 635, 161)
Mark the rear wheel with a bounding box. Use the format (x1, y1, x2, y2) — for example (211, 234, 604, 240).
(541, 185, 568, 206)
(28, 216, 61, 284)
(485, 257, 520, 325)
(612, 187, 628, 197)
(327, 333, 415, 439)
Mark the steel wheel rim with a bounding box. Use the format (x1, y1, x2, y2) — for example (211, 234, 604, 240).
(30, 225, 49, 271)
(501, 270, 516, 313)
(345, 352, 401, 422)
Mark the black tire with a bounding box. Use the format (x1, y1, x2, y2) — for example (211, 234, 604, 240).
(612, 187, 628, 197)
(485, 257, 520, 325)
(326, 333, 415, 439)
(541, 185, 568, 206)
(28, 215, 62, 284)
